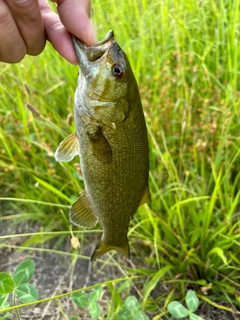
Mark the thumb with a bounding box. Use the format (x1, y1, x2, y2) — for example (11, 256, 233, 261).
(51, 0, 97, 46)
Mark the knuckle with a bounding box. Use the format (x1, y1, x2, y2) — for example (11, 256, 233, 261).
(12, 0, 35, 7)
(0, 6, 12, 26)
(8, 0, 41, 19)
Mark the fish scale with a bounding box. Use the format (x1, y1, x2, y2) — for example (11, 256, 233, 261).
(55, 30, 150, 261)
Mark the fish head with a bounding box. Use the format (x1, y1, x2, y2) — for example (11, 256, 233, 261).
(73, 31, 132, 103)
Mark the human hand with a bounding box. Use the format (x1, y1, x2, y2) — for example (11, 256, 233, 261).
(0, 0, 96, 64)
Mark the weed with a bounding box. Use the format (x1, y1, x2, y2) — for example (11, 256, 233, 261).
(167, 290, 204, 320)
(116, 295, 150, 320)
(0, 259, 38, 320)
(71, 286, 102, 319)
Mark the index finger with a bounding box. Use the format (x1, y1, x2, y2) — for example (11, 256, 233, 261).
(4, 0, 45, 56)
(51, 0, 97, 46)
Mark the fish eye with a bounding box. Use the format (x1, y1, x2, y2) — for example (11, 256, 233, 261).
(111, 64, 125, 78)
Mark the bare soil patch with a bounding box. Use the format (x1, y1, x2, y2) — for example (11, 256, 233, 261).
(0, 222, 238, 320)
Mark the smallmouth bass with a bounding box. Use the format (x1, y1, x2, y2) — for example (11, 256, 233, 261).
(55, 31, 150, 261)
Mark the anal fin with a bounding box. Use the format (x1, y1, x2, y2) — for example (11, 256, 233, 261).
(139, 185, 151, 206)
(55, 132, 79, 162)
(70, 191, 98, 229)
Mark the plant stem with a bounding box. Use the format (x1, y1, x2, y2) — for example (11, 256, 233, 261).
(13, 291, 21, 320)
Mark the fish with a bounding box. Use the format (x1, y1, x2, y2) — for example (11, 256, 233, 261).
(55, 30, 150, 261)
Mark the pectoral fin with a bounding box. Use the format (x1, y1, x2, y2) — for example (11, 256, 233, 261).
(88, 128, 112, 164)
(139, 185, 151, 206)
(55, 132, 79, 162)
(70, 191, 99, 228)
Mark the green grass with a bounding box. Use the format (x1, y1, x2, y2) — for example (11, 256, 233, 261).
(0, 0, 240, 318)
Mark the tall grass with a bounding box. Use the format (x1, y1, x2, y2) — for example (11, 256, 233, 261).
(0, 0, 240, 318)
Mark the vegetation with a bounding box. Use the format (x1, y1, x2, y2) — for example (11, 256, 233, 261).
(0, 260, 39, 320)
(0, 0, 239, 318)
(167, 290, 204, 319)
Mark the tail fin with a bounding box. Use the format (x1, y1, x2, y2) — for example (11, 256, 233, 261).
(91, 240, 130, 261)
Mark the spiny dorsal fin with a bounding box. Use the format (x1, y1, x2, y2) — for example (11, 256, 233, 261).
(70, 191, 99, 229)
(88, 128, 112, 164)
(55, 132, 79, 162)
(139, 185, 151, 206)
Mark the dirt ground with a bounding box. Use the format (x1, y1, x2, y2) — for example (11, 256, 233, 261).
(0, 221, 239, 320)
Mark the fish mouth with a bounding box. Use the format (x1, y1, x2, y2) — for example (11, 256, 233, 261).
(91, 30, 114, 48)
(72, 30, 115, 64)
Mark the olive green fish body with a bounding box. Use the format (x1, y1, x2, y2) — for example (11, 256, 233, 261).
(55, 31, 150, 260)
(76, 95, 149, 255)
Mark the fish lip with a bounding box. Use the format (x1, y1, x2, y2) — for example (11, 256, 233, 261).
(73, 30, 114, 49)
(72, 30, 115, 63)
(91, 30, 114, 48)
